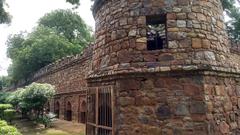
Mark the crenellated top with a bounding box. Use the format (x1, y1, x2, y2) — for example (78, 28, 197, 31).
(32, 45, 93, 80)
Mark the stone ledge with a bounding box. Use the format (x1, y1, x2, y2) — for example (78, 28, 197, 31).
(87, 64, 240, 81)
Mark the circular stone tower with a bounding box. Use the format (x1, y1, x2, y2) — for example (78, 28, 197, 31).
(90, 0, 230, 75)
(87, 0, 239, 135)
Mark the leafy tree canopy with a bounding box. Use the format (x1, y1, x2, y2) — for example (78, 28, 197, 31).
(0, 0, 11, 24)
(0, 76, 11, 91)
(7, 9, 93, 83)
(7, 26, 81, 83)
(39, 9, 93, 48)
(222, 0, 240, 40)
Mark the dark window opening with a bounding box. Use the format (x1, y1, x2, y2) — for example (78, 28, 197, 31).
(79, 101, 87, 123)
(54, 102, 60, 118)
(146, 15, 167, 50)
(65, 102, 72, 121)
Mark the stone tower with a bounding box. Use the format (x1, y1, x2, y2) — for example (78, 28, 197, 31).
(87, 0, 240, 134)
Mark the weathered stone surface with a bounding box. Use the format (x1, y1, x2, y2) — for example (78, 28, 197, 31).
(175, 102, 189, 116)
(190, 101, 206, 114)
(219, 121, 230, 134)
(156, 104, 171, 119)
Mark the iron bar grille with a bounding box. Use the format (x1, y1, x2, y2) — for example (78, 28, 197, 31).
(87, 86, 114, 135)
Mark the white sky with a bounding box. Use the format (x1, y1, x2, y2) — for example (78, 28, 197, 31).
(0, 0, 95, 76)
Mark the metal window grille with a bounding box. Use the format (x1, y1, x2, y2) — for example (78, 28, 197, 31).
(87, 86, 114, 135)
(147, 15, 167, 50)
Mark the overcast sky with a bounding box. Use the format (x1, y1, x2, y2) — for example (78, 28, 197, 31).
(0, 0, 95, 76)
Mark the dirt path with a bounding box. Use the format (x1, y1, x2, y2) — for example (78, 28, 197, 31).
(14, 119, 85, 135)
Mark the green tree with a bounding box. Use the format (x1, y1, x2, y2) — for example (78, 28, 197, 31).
(6, 32, 26, 59)
(39, 9, 93, 48)
(0, 76, 11, 90)
(221, 0, 240, 41)
(7, 27, 80, 82)
(0, 0, 11, 24)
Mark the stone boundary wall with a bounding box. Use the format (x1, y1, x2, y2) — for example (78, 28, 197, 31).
(32, 45, 93, 81)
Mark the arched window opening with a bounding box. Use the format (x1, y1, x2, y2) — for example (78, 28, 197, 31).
(65, 102, 72, 121)
(79, 101, 87, 123)
(54, 101, 60, 118)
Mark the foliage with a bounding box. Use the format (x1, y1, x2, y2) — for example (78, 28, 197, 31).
(7, 27, 81, 83)
(7, 10, 93, 83)
(21, 83, 55, 112)
(6, 32, 26, 59)
(0, 0, 11, 24)
(0, 104, 12, 118)
(38, 9, 93, 48)
(9, 83, 55, 119)
(6, 89, 23, 107)
(3, 109, 16, 123)
(0, 92, 11, 103)
(36, 115, 52, 128)
(0, 76, 11, 91)
(221, 0, 240, 41)
(0, 120, 22, 135)
(0, 120, 7, 127)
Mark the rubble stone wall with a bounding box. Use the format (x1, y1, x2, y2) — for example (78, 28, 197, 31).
(111, 72, 240, 135)
(88, 0, 240, 134)
(32, 46, 93, 123)
(91, 0, 240, 77)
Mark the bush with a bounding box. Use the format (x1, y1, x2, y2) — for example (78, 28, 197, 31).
(0, 125, 22, 135)
(3, 109, 16, 123)
(0, 104, 13, 118)
(0, 120, 7, 127)
(0, 120, 22, 135)
(36, 115, 52, 128)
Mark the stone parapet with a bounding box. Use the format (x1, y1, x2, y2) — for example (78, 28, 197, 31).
(33, 45, 93, 80)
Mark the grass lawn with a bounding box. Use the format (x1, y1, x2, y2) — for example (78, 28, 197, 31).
(13, 119, 85, 135)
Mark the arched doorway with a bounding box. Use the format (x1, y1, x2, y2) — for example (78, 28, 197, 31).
(65, 102, 72, 121)
(54, 101, 60, 118)
(79, 101, 86, 123)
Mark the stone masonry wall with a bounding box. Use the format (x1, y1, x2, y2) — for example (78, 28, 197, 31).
(89, 71, 240, 135)
(90, 0, 240, 79)
(203, 73, 240, 134)
(88, 0, 240, 134)
(114, 72, 207, 135)
(32, 46, 92, 123)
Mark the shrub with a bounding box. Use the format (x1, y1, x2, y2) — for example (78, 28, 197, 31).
(0, 120, 7, 127)
(3, 109, 16, 123)
(37, 115, 52, 128)
(0, 125, 22, 135)
(0, 120, 22, 135)
(0, 104, 13, 118)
